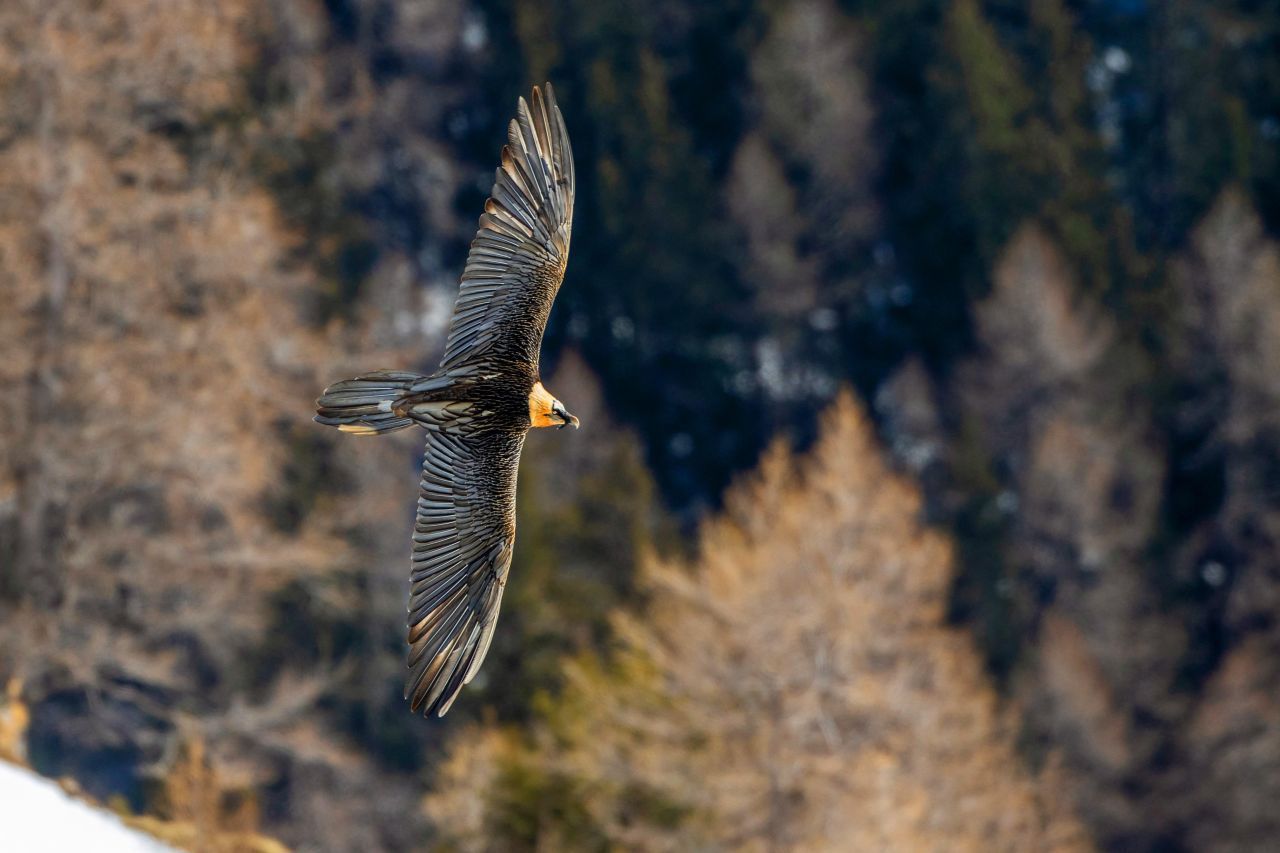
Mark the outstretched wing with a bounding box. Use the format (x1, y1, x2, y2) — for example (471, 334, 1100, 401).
(406, 429, 525, 717)
(440, 83, 575, 372)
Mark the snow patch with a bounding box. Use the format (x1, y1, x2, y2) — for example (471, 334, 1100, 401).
(0, 761, 177, 852)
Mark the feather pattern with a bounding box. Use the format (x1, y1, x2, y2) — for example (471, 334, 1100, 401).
(440, 84, 575, 372)
(405, 430, 523, 717)
(314, 84, 578, 718)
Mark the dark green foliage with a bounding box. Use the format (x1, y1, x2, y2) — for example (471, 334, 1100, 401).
(485, 754, 610, 852)
(0, 513, 18, 602)
(244, 569, 432, 771)
(946, 415, 1022, 682)
(869, 0, 1115, 367)
(1091, 0, 1280, 245)
(244, 574, 369, 692)
(261, 422, 344, 534)
(471, 0, 769, 513)
(253, 132, 379, 324)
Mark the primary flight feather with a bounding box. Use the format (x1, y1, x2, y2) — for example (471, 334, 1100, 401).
(315, 84, 577, 717)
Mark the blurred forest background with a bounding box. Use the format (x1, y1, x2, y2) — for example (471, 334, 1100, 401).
(1, 0, 1279, 850)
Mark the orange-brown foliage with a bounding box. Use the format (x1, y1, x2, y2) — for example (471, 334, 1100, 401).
(426, 392, 1091, 852)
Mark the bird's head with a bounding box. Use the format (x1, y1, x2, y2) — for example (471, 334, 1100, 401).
(528, 381, 580, 430)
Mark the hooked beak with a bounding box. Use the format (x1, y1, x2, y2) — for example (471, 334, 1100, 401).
(558, 411, 580, 430)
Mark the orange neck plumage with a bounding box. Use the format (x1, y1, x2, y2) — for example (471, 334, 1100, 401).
(528, 381, 560, 428)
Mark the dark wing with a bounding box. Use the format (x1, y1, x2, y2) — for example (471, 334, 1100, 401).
(439, 83, 575, 372)
(406, 429, 525, 717)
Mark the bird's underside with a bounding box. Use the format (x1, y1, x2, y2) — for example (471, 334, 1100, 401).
(314, 83, 576, 717)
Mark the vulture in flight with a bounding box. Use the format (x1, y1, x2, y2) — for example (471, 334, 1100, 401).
(315, 84, 578, 717)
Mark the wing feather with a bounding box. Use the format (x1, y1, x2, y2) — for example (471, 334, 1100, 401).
(440, 83, 575, 371)
(404, 430, 524, 717)
(401, 84, 573, 718)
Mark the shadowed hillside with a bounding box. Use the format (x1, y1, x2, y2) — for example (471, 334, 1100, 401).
(2, 0, 1280, 850)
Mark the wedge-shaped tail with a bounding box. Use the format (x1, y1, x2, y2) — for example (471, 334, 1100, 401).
(314, 370, 426, 435)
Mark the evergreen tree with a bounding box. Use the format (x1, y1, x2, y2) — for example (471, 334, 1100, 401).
(474, 0, 764, 512)
(868, 0, 1111, 365)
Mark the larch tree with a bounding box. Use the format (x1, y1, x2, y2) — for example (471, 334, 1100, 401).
(954, 225, 1175, 843)
(1166, 189, 1280, 851)
(0, 1, 459, 847)
(730, 0, 881, 402)
(425, 392, 1091, 852)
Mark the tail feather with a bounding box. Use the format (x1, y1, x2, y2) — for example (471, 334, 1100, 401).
(315, 370, 426, 435)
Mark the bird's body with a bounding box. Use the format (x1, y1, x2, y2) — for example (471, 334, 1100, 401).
(315, 84, 578, 717)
